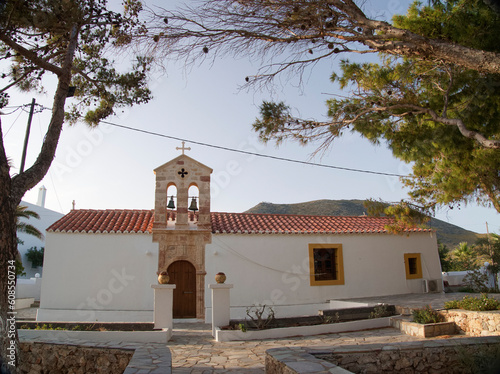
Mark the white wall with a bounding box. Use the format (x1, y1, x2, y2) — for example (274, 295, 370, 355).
(39, 232, 158, 321)
(17, 201, 64, 278)
(16, 276, 42, 300)
(205, 232, 441, 318)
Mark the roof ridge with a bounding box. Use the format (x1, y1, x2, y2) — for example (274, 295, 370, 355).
(211, 211, 390, 219)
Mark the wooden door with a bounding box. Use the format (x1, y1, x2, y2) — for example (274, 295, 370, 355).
(167, 260, 196, 318)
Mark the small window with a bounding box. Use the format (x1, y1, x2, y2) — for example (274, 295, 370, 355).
(309, 244, 344, 286)
(404, 253, 422, 279)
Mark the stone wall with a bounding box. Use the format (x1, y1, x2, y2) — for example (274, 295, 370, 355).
(19, 342, 133, 374)
(439, 310, 500, 336)
(266, 337, 500, 374)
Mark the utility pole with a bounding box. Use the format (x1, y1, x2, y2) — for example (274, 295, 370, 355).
(19, 98, 36, 173)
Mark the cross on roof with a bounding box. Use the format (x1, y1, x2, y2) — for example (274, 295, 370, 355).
(176, 141, 191, 155)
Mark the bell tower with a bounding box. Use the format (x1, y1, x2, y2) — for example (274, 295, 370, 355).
(152, 143, 212, 319)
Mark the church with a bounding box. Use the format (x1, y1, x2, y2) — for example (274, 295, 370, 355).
(37, 151, 443, 323)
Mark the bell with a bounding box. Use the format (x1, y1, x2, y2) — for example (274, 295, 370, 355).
(188, 197, 198, 212)
(167, 196, 176, 210)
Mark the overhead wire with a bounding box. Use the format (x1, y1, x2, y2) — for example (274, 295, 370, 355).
(2, 101, 410, 179)
(100, 120, 410, 178)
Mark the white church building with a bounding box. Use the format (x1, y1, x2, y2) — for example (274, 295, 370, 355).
(37, 153, 443, 323)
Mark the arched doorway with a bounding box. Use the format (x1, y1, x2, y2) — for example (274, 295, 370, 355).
(167, 260, 196, 318)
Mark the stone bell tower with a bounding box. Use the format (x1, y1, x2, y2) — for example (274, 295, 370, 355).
(152, 143, 212, 319)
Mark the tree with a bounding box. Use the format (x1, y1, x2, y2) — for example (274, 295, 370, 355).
(438, 241, 454, 273)
(0, 1, 152, 372)
(450, 242, 481, 271)
(15, 206, 42, 243)
(15, 205, 43, 276)
(252, 1, 500, 213)
(475, 233, 500, 290)
(143, 0, 500, 81)
(143, 0, 500, 214)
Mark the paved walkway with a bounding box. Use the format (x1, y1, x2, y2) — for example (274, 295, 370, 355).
(19, 293, 500, 373)
(167, 292, 500, 373)
(168, 323, 425, 373)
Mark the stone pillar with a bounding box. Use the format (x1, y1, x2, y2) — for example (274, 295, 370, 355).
(209, 283, 233, 337)
(151, 284, 176, 330)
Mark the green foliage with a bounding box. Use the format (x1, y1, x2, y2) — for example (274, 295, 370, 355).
(245, 199, 480, 248)
(0, 0, 152, 124)
(320, 312, 340, 324)
(450, 242, 481, 271)
(369, 304, 393, 319)
(444, 294, 500, 311)
(15, 259, 26, 277)
(463, 270, 491, 293)
(393, 0, 500, 53)
(25, 247, 44, 268)
(364, 199, 430, 233)
(238, 323, 247, 332)
(412, 305, 444, 324)
(438, 242, 454, 272)
(253, 0, 500, 214)
(16, 206, 43, 240)
(443, 299, 461, 310)
(455, 344, 500, 374)
(474, 233, 500, 291)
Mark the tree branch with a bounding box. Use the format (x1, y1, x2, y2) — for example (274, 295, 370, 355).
(0, 33, 63, 76)
(11, 24, 80, 203)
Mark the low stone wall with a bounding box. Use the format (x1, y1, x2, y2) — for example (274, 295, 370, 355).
(266, 337, 500, 374)
(439, 310, 500, 336)
(18, 341, 172, 374)
(19, 342, 132, 374)
(391, 317, 456, 338)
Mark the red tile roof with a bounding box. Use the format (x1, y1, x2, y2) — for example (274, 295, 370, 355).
(47, 209, 155, 234)
(210, 212, 427, 234)
(47, 209, 429, 234)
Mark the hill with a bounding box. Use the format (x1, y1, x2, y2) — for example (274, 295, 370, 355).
(244, 200, 481, 249)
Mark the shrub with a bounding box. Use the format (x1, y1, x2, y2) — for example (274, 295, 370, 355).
(461, 294, 500, 311)
(412, 305, 444, 324)
(369, 304, 393, 319)
(444, 294, 500, 311)
(25, 246, 44, 268)
(463, 269, 490, 293)
(443, 299, 461, 310)
(456, 345, 500, 374)
(245, 305, 275, 330)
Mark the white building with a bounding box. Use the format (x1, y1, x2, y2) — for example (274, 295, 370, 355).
(18, 187, 64, 279)
(37, 154, 443, 322)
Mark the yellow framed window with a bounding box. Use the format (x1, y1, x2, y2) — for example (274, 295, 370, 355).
(404, 253, 423, 279)
(309, 244, 344, 286)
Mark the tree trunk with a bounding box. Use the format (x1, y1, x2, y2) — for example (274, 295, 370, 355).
(0, 179, 19, 373)
(0, 23, 80, 374)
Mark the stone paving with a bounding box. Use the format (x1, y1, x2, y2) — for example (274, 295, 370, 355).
(168, 323, 422, 373)
(18, 293, 500, 373)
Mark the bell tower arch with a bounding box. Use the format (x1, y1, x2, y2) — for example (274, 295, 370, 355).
(152, 145, 212, 319)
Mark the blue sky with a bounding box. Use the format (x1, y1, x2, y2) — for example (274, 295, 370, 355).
(3, 0, 498, 235)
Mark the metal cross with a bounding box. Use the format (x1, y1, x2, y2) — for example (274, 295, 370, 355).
(176, 141, 191, 155)
(178, 168, 188, 178)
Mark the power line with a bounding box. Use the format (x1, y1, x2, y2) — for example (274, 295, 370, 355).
(101, 120, 409, 178)
(3, 100, 409, 178)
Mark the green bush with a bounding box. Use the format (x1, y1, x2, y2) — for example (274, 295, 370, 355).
(445, 294, 500, 311)
(369, 304, 393, 319)
(26, 246, 44, 268)
(443, 299, 461, 310)
(412, 305, 444, 324)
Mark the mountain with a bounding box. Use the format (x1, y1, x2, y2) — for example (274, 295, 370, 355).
(244, 199, 481, 249)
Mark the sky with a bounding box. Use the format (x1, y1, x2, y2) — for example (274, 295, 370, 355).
(3, 0, 499, 236)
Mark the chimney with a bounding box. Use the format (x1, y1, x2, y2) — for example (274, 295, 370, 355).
(37, 185, 46, 208)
